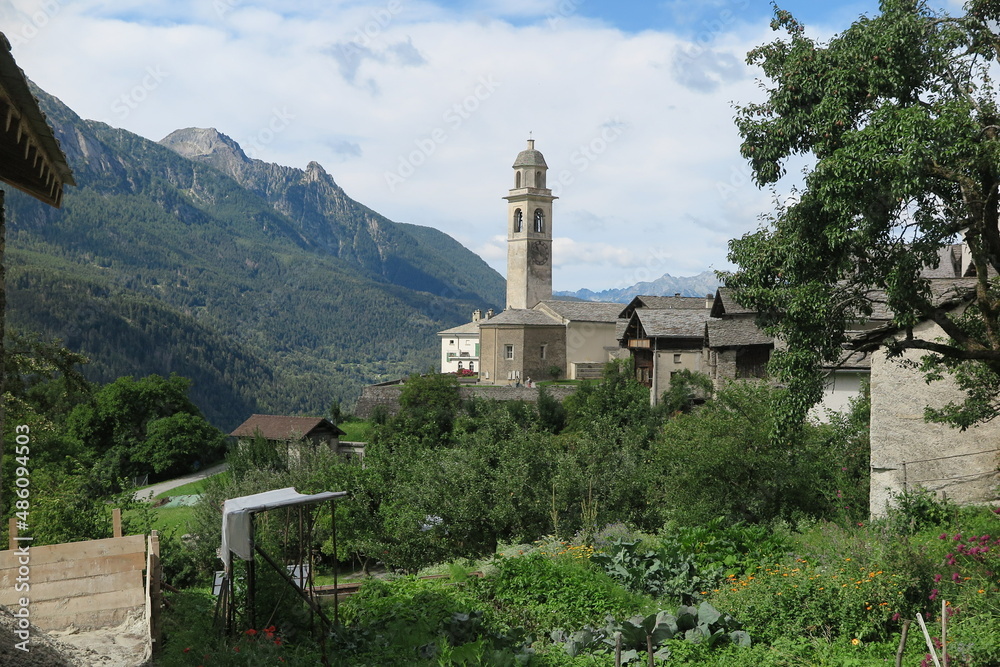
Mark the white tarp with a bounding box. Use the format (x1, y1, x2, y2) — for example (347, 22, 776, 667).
(220, 487, 347, 569)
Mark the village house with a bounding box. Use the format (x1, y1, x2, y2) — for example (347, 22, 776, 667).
(229, 414, 357, 461)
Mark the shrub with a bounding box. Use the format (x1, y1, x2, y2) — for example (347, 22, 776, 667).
(711, 556, 911, 643)
(884, 487, 958, 535)
(474, 552, 651, 633)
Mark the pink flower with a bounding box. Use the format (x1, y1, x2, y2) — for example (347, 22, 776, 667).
(934, 574, 942, 583)
(929, 589, 939, 601)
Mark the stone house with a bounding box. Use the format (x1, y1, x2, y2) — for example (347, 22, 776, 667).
(230, 414, 350, 461)
(619, 307, 711, 400)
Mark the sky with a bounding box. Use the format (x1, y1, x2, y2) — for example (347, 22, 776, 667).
(2, 0, 900, 292)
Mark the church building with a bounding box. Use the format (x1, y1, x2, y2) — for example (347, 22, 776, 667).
(437, 140, 626, 383)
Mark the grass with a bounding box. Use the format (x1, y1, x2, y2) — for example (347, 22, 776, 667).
(154, 472, 228, 499)
(151, 505, 198, 534)
(338, 421, 371, 442)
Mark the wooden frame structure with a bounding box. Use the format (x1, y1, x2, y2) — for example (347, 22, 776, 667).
(217, 488, 346, 662)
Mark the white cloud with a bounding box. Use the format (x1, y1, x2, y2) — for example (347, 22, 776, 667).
(9, 0, 790, 292)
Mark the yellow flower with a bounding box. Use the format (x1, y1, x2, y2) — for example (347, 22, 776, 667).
(852, 638, 860, 646)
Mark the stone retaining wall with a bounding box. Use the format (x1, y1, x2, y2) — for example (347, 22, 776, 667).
(354, 382, 578, 419)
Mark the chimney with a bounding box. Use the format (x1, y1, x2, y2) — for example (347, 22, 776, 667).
(472, 309, 482, 322)
(486, 308, 495, 319)
(674, 293, 681, 297)
(705, 293, 713, 309)
(527, 139, 535, 150)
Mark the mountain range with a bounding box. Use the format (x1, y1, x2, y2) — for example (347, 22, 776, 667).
(7, 85, 505, 429)
(554, 271, 721, 303)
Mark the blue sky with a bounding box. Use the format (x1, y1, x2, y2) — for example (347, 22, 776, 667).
(3, 0, 919, 292)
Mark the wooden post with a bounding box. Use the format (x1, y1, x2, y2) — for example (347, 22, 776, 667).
(0, 190, 7, 521)
(147, 531, 162, 656)
(113, 508, 122, 538)
(942, 600, 948, 667)
(895, 619, 911, 667)
(331, 499, 338, 627)
(248, 514, 256, 631)
(8, 517, 16, 550)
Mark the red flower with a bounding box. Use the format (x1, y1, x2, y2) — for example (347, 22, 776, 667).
(245, 628, 258, 636)
(183, 647, 191, 653)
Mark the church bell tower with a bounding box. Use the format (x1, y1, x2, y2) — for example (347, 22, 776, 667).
(504, 139, 556, 309)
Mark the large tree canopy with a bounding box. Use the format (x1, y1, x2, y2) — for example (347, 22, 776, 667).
(726, 0, 1000, 430)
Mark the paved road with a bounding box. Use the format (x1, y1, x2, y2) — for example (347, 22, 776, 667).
(134, 461, 228, 501)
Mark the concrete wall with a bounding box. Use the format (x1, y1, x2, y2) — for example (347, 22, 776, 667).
(565, 321, 618, 372)
(870, 319, 1000, 516)
(479, 325, 565, 384)
(812, 369, 868, 419)
(354, 382, 578, 418)
(652, 349, 703, 403)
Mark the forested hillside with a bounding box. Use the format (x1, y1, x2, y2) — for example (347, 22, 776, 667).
(5, 85, 505, 429)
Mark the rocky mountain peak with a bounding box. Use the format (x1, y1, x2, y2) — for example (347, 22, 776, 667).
(159, 127, 250, 165)
(304, 160, 328, 183)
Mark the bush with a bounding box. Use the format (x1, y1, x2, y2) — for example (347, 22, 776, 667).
(711, 556, 911, 643)
(655, 381, 868, 526)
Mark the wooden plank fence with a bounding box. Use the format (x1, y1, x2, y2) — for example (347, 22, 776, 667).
(0, 513, 161, 656)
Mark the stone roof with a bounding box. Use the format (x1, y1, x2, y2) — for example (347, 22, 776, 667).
(707, 317, 773, 348)
(538, 300, 623, 323)
(438, 320, 481, 336)
(0, 33, 75, 207)
(513, 140, 547, 168)
(636, 295, 709, 309)
(850, 278, 979, 350)
(920, 244, 964, 279)
(710, 288, 755, 317)
(618, 295, 711, 319)
(230, 414, 345, 439)
(634, 309, 709, 338)
(479, 308, 562, 326)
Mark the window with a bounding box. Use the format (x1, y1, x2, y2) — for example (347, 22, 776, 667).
(513, 209, 523, 232)
(457, 361, 463, 370)
(504, 344, 514, 360)
(515, 172, 521, 188)
(536, 170, 544, 188)
(449, 339, 455, 345)
(540, 344, 547, 360)
(673, 354, 681, 364)
(533, 208, 544, 233)
(469, 361, 474, 372)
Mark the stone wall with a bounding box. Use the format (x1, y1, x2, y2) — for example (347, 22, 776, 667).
(870, 319, 1000, 516)
(354, 382, 578, 419)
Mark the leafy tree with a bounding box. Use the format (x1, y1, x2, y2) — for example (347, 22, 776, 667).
(138, 412, 227, 477)
(563, 359, 652, 436)
(391, 372, 462, 446)
(727, 0, 1000, 432)
(655, 381, 849, 525)
(658, 369, 714, 416)
(227, 429, 288, 483)
(536, 385, 567, 433)
(66, 373, 222, 489)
